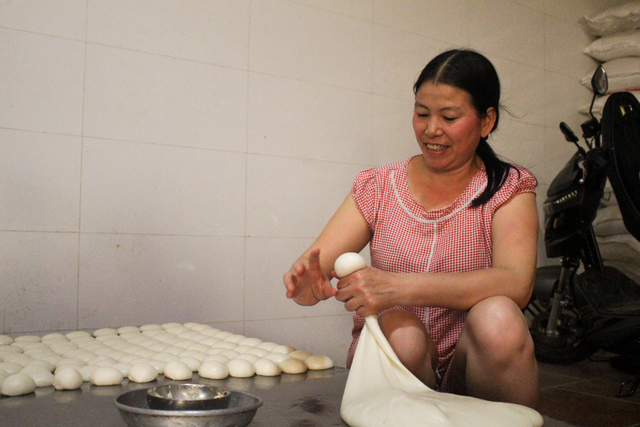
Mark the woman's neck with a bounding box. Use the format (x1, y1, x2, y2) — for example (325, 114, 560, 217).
(407, 155, 481, 211)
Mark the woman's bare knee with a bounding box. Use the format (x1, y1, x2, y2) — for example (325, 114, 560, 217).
(378, 310, 438, 388)
(455, 296, 539, 408)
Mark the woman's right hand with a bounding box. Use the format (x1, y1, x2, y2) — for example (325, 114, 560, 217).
(283, 248, 337, 306)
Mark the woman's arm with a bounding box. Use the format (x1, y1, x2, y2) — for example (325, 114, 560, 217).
(283, 193, 372, 306)
(335, 192, 539, 316)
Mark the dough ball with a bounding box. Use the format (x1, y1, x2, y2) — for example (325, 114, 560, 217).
(233, 345, 253, 354)
(53, 366, 83, 390)
(0, 346, 22, 356)
(25, 370, 54, 388)
(117, 326, 140, 335)
(65, 331, 91, 340)
(93, 328, 118, 337)
(212, 341, 236, 350)
(6, 354, 34, 367)
(1, 373, 37, 396)
(305, 354, 334, 370)
(289, 350, 313, 361)
(140, 324, 163, 331)
(334, 252, 367, 278)
(90, 367, 124, 386)
(19, 365, 48, 375)
(0, 362, 23, 374)
(220, 350, 240, 360)
(223, 334, 246, 344)
(198, 361, 229, 380)
(236, 354, 260, 364)
(254, 358, 281, 377)
(198, 337, 219, 346)
(265, 353, 291, 364)
(164, 361, 192, 380)
(128, 364, 158, 383)
(204, 354, 230, 365)
(27, 359, 55, 372)
(0, 335, 14, 345)
(78, 365, 99, 382)
(147, 360, 166, 374)
(279, 358, 307, 374)
(256, 342, 278, 351)
(271, 345, 295, 354)
(246, 348, 270, 358)
(179, 357, 202, 372)
(41, 333, 66, 341)
(238, 337, 263, 347)
(227, 359, 255, 378)
(112, 363, 132, 376)
(56, 358, 87, 368)
(15, 335, 41, 343)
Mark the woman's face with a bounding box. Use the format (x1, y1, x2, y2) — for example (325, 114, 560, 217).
(412, 82, 495, 174)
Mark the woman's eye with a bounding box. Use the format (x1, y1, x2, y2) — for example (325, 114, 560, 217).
(443, 116, 456, 122)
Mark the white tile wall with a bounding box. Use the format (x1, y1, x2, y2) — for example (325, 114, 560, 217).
(0, 0, 610, 362)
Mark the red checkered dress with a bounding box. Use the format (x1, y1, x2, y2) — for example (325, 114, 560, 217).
(346, 156, 537, 393)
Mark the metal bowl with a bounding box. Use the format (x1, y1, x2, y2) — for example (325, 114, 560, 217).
(114, 387, 262, 427)
(147, 384, 231, 411)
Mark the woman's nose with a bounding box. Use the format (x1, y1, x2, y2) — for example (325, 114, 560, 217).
(425, 119, 442, 137)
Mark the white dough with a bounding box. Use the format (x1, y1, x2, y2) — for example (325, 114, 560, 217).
(112, 363, 132, 376)
(164, 361, 192, 380)
(117, 326, 140, 334)
(78, 365, 99, 382)
(334, 252, 367, 278)
(227, 359, 255, 378)
(179, 357, 202, 372)
(340, 316, 543, 427)
(265, 353, 291, 364)
(198, 361, 229, 380)
(65, 331, 91, 340)
(236, 353, 260, 364)
(289, 350, 313, 361)
(0, 346, 22, 356)
(90, 367, 124, 386)
(147, 360, 166, 374)
(238, 337, 262, 347)
(0, 335, 14, 345)
(204, 354, 230, 365)
(128, 364, 158, 383)
(305, 355, 334, 370)
(15, 335, 41, 343)
(53, 366, 83, 390)
(25, 370, 54, 387)
(0, 362, 23, 374)
(279, 358, 307, 374)
(271, 345, 295, 354)
(93, 328, 118, 337)
(254, 358, 281, 377)
(1, 373, 37, 396)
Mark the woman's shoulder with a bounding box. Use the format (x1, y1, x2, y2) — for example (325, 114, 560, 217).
(494, 163, 538, 200)
(355, 158, 411, 183)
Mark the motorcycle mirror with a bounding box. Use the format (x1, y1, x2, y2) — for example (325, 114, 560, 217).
(590, 65, 608, 96)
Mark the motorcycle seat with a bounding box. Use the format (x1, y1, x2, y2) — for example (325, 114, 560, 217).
(602, 92, 640, 242)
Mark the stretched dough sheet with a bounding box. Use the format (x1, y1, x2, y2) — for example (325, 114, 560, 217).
(340, 315, 544, 427)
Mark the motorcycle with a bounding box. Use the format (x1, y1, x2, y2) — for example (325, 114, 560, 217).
(526, 65, 640, 394)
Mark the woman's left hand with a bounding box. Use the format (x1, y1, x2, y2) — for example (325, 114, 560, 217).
(335, 267, 399, 317)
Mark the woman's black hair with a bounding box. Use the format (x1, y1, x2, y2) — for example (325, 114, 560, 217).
(413, 49, 516, 207)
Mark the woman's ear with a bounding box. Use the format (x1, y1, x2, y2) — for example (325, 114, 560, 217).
(480, 107, 497, 138)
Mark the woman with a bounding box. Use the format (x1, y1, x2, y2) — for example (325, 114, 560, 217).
(283, 49, 539, 409)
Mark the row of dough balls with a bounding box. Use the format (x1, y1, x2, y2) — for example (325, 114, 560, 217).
(0, 322, 334, 397)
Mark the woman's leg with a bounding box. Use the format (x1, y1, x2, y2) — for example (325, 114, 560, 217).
(449, 296, 539, 408)
(378, 309, 439, 389)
